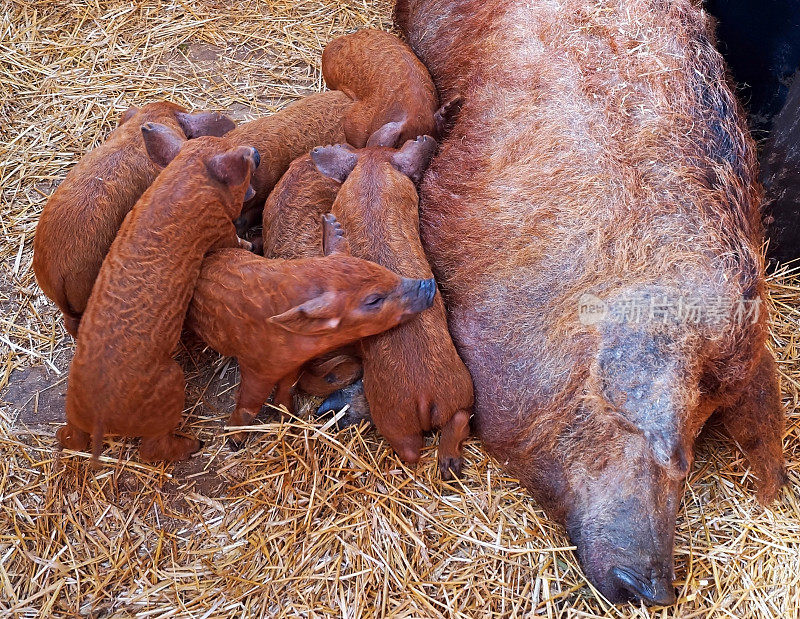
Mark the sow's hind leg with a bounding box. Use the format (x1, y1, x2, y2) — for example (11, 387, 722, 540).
(138, 362, 203, 462)
(714, 346, 787, 504)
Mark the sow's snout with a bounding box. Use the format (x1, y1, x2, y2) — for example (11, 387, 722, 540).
(565, 441, 681, 607)
(608, 566, 676, 606)
(398, 277, 437, 317)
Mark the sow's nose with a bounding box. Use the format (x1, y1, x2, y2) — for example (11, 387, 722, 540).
(399, 277, 437, 314)
(607, 566, 676, 606)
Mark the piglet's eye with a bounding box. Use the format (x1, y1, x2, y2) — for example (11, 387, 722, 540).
(362, 294, 385, 309)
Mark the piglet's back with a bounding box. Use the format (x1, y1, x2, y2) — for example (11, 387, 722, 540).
(322, 29, 438, 147)
(33, 111, 162, 329)
(33, 102, 234, 334)
(188, 250, 284, 357)
(262, 155, 339, 260)
(225, 91, 350, 230)
(189, 250, 363, 356)
(67, 137, 247, 438)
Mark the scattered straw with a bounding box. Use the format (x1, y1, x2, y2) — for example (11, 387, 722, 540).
(1, 1, 799, 617)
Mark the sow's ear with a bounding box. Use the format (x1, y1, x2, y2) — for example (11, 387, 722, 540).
(206, 146, 257, 187)
(596, 319, 691, 480)
(176, 111, 236, 138)
(269, 292, 342, 336)
(311, 144, 359, 182)
(141, 122, 186, 168)
(391, 135, 437, 183)
(118, 106, 139, 127)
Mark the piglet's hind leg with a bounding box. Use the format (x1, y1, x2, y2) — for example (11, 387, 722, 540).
(57, 422, 90, 452)
(271, 370, 300, 415)
(437, 408, 471, 481)
(138, 362, 201, 462)
(140, 434, 203, 462)
(376, 419, 424, 466)
(228, 364, 275, 448)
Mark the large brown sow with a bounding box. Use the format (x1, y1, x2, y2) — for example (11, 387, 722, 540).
(396, 0, 786, 605)
(58, 124, 259, 462)
(33, 102, 235, 336)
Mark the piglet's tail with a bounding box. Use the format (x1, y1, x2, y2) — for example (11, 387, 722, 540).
(90, 421, 104, 469)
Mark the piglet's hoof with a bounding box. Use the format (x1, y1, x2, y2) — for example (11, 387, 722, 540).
(139, 435, 204, 462)
(316, 379, 372, 429)
(439, 457, 464, 481)
(226, 435, 247, 452)
(56, 423, 90, 451)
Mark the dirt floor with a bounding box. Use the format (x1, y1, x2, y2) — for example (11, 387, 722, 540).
(2, 1, 800, 617)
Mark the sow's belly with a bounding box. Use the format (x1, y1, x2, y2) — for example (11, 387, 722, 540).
(430, 268, 580, 434)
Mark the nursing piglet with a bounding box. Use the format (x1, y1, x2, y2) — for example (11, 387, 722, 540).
(58, 124, 259, 461)
(261, 155, 362, 396)
(223, 91, 351, 236)
(186, 214, 436, 445)
(33, 102, 235, 336)
(312, 136, 473, 479)
(322, 29, 460, 148)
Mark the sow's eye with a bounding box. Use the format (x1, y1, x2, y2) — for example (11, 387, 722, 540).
(362, 294, 385, 310)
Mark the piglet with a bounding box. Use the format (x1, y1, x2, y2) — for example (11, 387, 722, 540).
(223, 91, 352, 236)
(186, 214, 436, 445)
(57, 124, 259, 462)
(262, 154, 341, 259)
(260, 154, 364, 397)
(311, 136, 474, 479)
(294, 347, 364, 398)
(322, 29, 461, 148)
(33, 102, 235, 336)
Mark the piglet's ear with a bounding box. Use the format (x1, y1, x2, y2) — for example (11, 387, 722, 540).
(141, 123, 186, 168)
(311, 144, 359, 182)
(206, 146, 256, 187)
(269, 292, 342, 336)
(176, 111, 236, 138)
(118, 106, 139, 127)
(390, 135, 437, 183)
(366, 121, 404, 148)
(321, 213, 351, 256)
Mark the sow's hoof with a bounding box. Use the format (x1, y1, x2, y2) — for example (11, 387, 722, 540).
(316, 379, 372, 429)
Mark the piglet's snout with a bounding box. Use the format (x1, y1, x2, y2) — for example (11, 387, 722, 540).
(242, 148, 260, 201)
(250, 147, 261, 169)
(399, 277, 437, 317)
